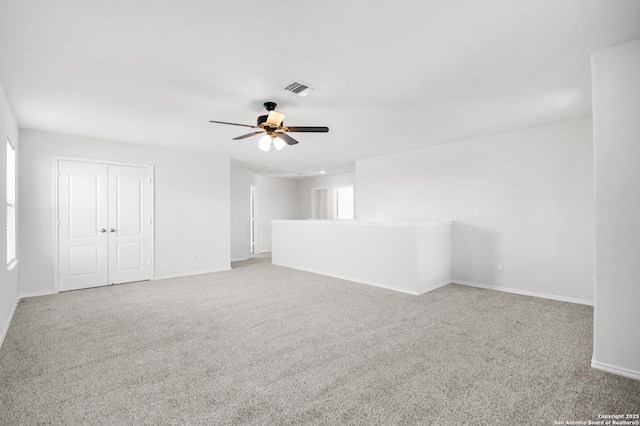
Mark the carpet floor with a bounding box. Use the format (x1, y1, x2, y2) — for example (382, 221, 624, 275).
(1, 258, 639, 425)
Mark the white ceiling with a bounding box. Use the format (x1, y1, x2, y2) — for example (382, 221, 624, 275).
(1, 1, 639, 178)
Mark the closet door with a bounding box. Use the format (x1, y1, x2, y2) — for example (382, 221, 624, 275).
(58, 160, 109, 291)
(108, 165, 152, 284)
(58, 160, 153, 291)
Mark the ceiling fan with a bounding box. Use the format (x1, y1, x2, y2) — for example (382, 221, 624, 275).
(209, 102, 329, 151)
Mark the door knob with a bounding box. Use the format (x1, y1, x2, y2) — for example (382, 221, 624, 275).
(99, 229, 107, 233)
(110, 228, 117, 233)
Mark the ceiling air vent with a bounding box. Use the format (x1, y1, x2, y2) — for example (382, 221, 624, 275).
(283, 81, 315, 97)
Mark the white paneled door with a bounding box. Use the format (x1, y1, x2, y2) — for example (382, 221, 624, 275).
(58, 160, 153, 292)
(58, 160, 108, 291)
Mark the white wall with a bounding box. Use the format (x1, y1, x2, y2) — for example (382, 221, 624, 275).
(0, 81, 19, 348)
(592, 38, 640, 379)
(297, 173, 355, 219)
(273, 220, 451, 295)
(18, 130, 230, 295)
(356, 118, 594, 304)
(230, 167, 254, 261)
(255, 175, 299, 253)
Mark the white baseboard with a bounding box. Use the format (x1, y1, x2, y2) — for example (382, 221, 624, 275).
(0, 297, 19, 349)
(19, 290, 55, 299)
(272, 262, 450, 296)
(153, 267, 232, 281)
(417, 279, 454, 295)
(231, 252, 273, 262)
(591, 358, 640, 381)
(454, 280, 593, 306)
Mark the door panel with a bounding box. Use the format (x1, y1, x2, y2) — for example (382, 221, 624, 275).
(116, 242, 142, 271)
(69, 173, 100, 238)
(68, 245, 100, 276)
(115, 175, 142, 236)
(108, 165, 152, 284)
(58, 161, 108, 291)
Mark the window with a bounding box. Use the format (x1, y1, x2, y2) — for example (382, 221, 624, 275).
(335, 186, 354, 220)
(7, 139, 16, 267)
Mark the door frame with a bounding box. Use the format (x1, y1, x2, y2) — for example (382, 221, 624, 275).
(53, 156, 155, 293)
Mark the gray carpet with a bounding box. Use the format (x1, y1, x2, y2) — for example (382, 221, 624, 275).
(1, 258, 639, 425)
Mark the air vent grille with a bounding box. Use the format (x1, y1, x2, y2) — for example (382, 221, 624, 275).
(283, 81, 315, 97)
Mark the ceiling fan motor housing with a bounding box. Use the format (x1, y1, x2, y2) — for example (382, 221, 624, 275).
(257, 114, 283, 128)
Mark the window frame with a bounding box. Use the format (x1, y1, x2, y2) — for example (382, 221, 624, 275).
(7, 138, 17, 269)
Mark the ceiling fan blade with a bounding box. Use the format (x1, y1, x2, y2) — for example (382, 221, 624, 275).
(277, 133, 299, 145)
(285, 126, 329, 133)
(232, 131, 265, 140)
(209, 120, 260, 129)
(266, 111, 285, 126)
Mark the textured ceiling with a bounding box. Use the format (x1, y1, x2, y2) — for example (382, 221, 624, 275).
(1, 1, 639, 177)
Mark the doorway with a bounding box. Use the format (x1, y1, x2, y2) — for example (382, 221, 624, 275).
(56, 159, 154, 292)
(312, 187, 328, 219)
(250, 185, 256, 255)
(335, 186, 355, 219)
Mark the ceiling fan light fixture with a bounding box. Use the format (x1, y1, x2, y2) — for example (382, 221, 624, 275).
(273, 136, 286, 151)
(258, 135, 272, 151)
